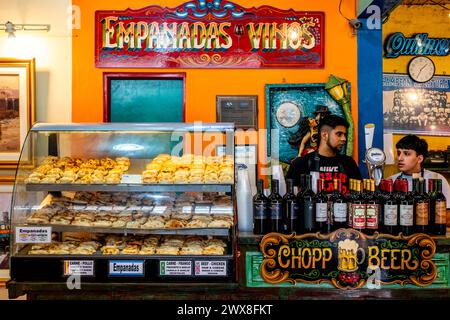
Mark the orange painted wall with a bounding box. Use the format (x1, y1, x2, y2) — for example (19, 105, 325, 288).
(72, 0, 359, 170)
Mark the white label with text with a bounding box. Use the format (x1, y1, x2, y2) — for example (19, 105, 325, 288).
(16, 227, 51, 243)
(64, 260, 94, 276)
(108, 260, 144, 276)
(195, 261, 227, 276)
(160, 261, 192, 276)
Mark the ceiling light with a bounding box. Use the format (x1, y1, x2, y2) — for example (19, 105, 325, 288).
(0, 21, 50, 38)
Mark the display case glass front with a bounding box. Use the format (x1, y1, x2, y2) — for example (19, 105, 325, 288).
(10, 123, 236, 282)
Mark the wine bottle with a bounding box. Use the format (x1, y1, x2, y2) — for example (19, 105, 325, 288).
(268, 179, 284, 233)
(366, 179, 381, 235)
(300, 175, 316, 233)
(347, 179, 355, 228)
(352, 180, 366, 233)
(283, 179, 299, 234)
(433, 179, 447, 236)
(253, 179, 270, 235)
(428, 179, 436, 233)
(414, 179, 429, 234)
(383, 179, 399, 234)
(399, 179, 414, 236)
(331, 179, 347, 230)
(315, 179, 329, 233)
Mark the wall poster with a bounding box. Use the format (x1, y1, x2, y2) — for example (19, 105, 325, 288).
(383, 73, 450, 136)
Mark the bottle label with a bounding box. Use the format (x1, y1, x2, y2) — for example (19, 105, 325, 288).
(303, 201, 315, 228)
(253, 203, 267, 219)
(333, 203, 347, 222)
(435, 201, 446, 224)
(415, 203, 429, 226)
(366, 204, 379, 229)
(289, 203, 299, 220)
(316, 202, 328, 222)
(400, 205, 413, 226)
(347, 203, 353, 227)
(352, 204, 366, 228)
(384, 204, 398, 226)
(270, 204, 282, 219)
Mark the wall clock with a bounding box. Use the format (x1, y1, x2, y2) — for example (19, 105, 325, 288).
(408, 56, 435, 83)
(276, 102, 301, 128)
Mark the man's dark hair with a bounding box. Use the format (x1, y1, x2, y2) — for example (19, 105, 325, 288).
(396, 135, 428, 159)
(318, 114, 349, 133)
(317, 115, 349, 143)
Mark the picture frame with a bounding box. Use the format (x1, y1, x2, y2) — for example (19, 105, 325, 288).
(103, 72, 186, 122)
(382, 73, 450, 136)
(0, 58, 36, 170)
(216, 95, 258, 129)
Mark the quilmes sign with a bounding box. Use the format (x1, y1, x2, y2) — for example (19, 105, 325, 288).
(260, 229, 437, 290)
(385, 33, 449, 58)
(95, 0, 324, 68)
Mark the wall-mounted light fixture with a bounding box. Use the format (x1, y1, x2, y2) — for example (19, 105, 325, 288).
(0, 21, 51, 38)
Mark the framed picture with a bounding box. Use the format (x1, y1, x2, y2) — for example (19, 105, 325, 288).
(383, 73, 450, 136)
(216, 144, 258, 190)
(216, 95, 258, 129)
(103, 72, 186, 122)
(0, 58, 35, 170)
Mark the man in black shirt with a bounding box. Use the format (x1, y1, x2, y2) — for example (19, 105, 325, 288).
(286, 115, 362, 195)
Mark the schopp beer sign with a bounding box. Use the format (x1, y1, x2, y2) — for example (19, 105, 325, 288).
(260, 229, 437, 290)
(95, 0, 324, 68)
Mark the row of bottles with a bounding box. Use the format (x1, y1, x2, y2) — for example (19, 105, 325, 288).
(253, 176, 447, 236)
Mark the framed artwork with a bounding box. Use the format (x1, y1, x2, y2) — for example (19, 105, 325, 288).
(265, 83, 345, 164)
(383, 73, 450, 136)
(0, 58, 35, 170)
(103, 72, 186, 122)
(216, 95, 258, 129)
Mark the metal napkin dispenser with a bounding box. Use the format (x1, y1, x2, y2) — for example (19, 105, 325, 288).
(365, 147, 386, 186)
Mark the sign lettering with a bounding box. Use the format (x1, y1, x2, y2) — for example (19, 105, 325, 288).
(95, 1, 324, 68)
(260, 229, 437, 289)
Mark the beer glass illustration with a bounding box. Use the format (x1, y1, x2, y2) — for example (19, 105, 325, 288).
(338, 239, 365, 272)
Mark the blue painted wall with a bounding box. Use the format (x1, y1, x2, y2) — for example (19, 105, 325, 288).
(357, 2, 384, 178)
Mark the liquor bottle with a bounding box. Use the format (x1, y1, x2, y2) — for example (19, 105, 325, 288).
(433, 179, 447, 235)
(253, 179, 270, 235)
(383, 179, 399, 234)
(331, 179, 347, 230)
(428, 179, 436, 232)
(351, 180, 366, 232)
(414, 179, 429, 234)
(347, 179, 355, 228)
(268, 179, 284, 233)
(315, 179, 329, 233)
(283, 179, 300, 234)
(399, 179, 414, 236)
(299, 175, 316, 233)
(365, 179, 381, 235)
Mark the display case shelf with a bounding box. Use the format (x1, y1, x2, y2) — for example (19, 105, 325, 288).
(18, 224, 231, 236)
(25, 183, 233, 193)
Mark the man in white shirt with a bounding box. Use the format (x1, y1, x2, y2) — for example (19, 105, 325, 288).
(388, 135, 450, 211)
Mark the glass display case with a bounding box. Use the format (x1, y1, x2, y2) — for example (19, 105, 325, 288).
(10, 123, 236, 282)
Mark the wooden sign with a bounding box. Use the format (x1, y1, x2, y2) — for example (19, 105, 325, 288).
(260, 229, 437, 290)
(95, 0, 324, 68)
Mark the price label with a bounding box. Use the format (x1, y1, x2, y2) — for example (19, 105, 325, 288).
(152, 206, 167, 214)
(121, 174, 142, 184)
(194, 260, 227, 276)
(63, 260, 94, 276)
(159, 260, 192, 276)
(16, 227, 51, 243)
